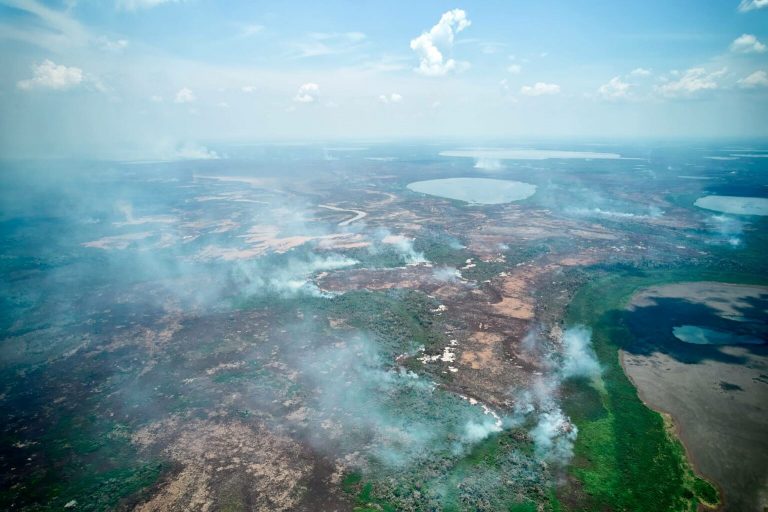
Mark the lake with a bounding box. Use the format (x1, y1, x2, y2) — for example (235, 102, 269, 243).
(694, 195, 768, 216)
(406, 177, 537, 205)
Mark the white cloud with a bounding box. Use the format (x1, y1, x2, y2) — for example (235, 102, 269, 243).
(738, 0, 768, 11)
(294, 82, 319, 103)
(241, 85, 257, 93)
(730, 34, 767, 53)
(738, 70, 768, 88)
(149, 95, 163, 102)
(17, 59, 83, 90)
(409, 9, 471, 76)
(656, 67, 726, 97)
(238, 24, 264, 38)
(360, 55, 409, 72)
(174, 87, 196, 103)
(520, 82, 560, 96)
(292, 32, 366, 58)
(507, 64, 522, 74)
(116, 0, 183, 11)
(479, 42, 505, 55)
(378, 93, 402, 104)
(597, 76, 631, 100)
(0, 0, 89, 50)
(98, 37, 129, 52)
(630, 67, 652, 76)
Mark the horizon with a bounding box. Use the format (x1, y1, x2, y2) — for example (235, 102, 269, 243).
(1, 1, 768, 160)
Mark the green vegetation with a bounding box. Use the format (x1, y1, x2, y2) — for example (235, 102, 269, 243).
(461, 259, 507, 282)
(559, 266, 768, 511)
(0, 413, 164, 512)
(342, 428, 562, 512)
(413, 231, 471, 267)
(324, 289, 447, 355)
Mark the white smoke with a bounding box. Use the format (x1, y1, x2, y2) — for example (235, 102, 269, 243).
(463, 418, 503, 443)
(293, 333, 503, 467)
(235, 253, 357, 297)
(375, 229, 427, 265)
(568, 206, 663, 220)
(706, 214, 744, 247)
(561, 325, 601, 379)
(432, 266, 461, 281)
(530, 408, 578, 461)
(511, 326, 601, 464)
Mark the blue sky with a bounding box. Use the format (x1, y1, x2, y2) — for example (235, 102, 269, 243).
(1, 0, 767, 158)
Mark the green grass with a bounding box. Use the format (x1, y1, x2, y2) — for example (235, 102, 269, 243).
(559, 266, 768, 511)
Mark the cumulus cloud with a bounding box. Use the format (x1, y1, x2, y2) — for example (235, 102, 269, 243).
(738, 0, 768, 11)
(174, 87, 196, 103)
(507, 64, 522, 74)
(378, 92, 402, 104)
(656, 68, 726, 97)
(241, 85, 257, 93)
(561, 326, 601, 379)
(17, 59, 83, 90)
(409, 9, 471, 76)
(294, 82, 320, 103)
(520, 82, 560, 96)
(597, 76, 631, 100)
(730, 34, 767, 54)
(738, 70, 768, 88)
(116, 0, 184, 11)
(630, 67, 652, 76)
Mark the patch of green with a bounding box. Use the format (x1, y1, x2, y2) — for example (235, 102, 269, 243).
(560, 377, 606, 423)
(509, 500, 538, 512)
(339, 417, 556, 511)
(1, 413, 164, 511)
(504, 243, 550, 266)
(412, 231, 471, 267)
(325, 289, 446, 355)
(345, 245, 414, 268)
(692, 476, 718, 506)
(342, 471, 363, 492)
(342, 472, 397, 512)
(560, 266, 768, 511)
(461, 259, 507, 282)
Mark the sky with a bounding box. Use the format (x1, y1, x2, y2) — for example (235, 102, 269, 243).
(0, 0, 767, 159)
